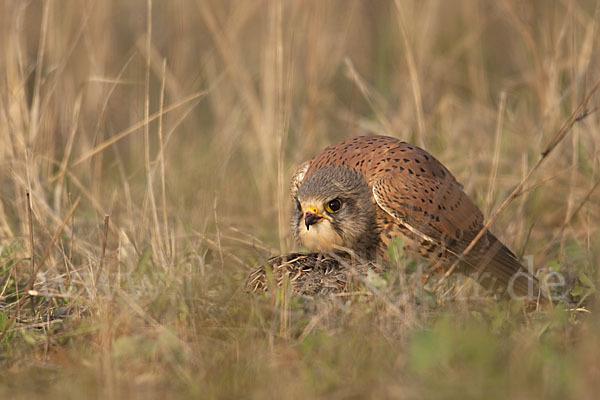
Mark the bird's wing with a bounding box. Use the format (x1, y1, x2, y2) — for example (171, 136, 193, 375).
(373, 172, 536, 296)
(372, 172, 482, 245)
(290, 160, 312, 198)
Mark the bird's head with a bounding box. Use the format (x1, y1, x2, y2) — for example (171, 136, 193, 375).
(292, 167, 377, 256)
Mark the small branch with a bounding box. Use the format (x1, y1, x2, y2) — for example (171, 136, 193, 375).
(26, 190, 35, 317)
(485, 91, 507, 217)
(158, 58, 170, 258)
(36, 196, 82, 275)
(95, 215, 110, 289)
(436, 80, 600, 287)
(543, 176, 600, 254)
(71, 91, 208, 167)
(28, 290, 74, 299)
(26, 190, 35, 287)
(67, 192, 74, 286)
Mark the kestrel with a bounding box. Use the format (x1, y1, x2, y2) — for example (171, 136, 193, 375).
(291, 136, 539, 298)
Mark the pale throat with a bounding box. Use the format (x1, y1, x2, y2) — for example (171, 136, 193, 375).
(298, 219, 344, 251)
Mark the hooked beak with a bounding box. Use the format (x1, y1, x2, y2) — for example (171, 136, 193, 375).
(304, 205, 324, 230)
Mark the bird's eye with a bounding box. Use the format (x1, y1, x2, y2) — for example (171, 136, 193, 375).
(325, 198, 343, 213)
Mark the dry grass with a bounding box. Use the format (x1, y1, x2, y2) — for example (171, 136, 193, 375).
(1, 0, 600, 398)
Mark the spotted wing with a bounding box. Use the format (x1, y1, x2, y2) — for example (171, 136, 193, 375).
(373, 173, 481, 245)
(373, 172, 536, 296)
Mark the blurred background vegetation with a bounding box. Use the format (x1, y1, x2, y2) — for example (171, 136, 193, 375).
(0, 0, 599, 398)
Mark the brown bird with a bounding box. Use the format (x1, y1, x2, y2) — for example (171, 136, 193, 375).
(291, 135, 539, 298)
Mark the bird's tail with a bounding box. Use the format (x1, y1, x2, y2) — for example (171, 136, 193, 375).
(462, 232, 542, 300)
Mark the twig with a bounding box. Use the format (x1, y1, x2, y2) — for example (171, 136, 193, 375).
(37, 197, 82, 275)
(344, 58, 393, 136)
(436, 80, 600, 287)
(26, 190, 35, 317)
(543, 176, 600, 254)
(95, 215, 110, 289)
(67, 192, 74, 286)
(394, 0, 425, 147)
(485, 92, 506, 217)
(28, 290, 74, 299)
(213, 196, 225, 268)
(514, 166, 575, 198)
(71, 91, 208, 167)
(142, 0, 164, 271)
(517, 223, 535, 260)
(331, 291, 373, 297)
(158, 58, 170, 258)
